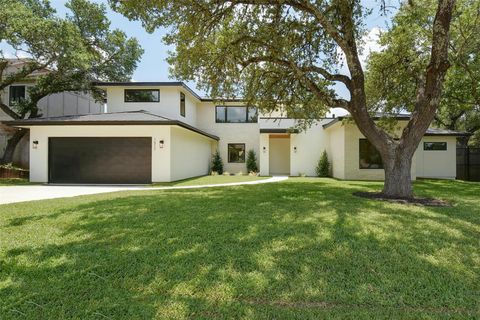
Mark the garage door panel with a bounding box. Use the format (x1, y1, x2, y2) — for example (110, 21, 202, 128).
(49, 137, 152, 184)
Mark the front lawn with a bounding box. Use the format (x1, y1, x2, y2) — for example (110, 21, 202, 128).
(0, 178, 478, 319)
(151, 174, 268, 187)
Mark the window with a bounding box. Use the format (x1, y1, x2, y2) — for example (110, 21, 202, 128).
(424, 142, 447, 151)
(228, 143, 246, 163)
(359, 139, 383, 169)
(180, 92, 186, 117)
(215, 106, 257, 123)
(9, 85, 26, 105)
(124, 89, 159, 102)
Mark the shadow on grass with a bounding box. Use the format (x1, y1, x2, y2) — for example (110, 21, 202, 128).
(1, 179, 479, 319)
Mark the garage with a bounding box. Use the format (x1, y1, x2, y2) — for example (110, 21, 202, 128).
(48, 137, 152, 184)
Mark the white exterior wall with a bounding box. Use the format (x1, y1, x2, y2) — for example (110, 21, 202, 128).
(196, 102, 259, 174)
(327, 124, 346, 179)
(105, 86, 197, 126)
(290, 120, 331, 176)
(415, 136, 457, 179)
(170, 126, 214, 181)
(27, 125, 172, 183)
(259, 133, 269, 176)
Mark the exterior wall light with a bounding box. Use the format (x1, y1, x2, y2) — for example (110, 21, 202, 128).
(263, 146, 267, 153)
(159, 140, 164, 148)
(293, 146, 297, 153)
(33, 140, 39, 149)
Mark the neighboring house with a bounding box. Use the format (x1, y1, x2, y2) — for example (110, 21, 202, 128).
(0, 59, 103, 166)
(3, 81, 468, 184)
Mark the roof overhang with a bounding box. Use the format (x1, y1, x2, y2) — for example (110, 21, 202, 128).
(3, 119, 219, 141)
(92, 81, 246, 103)
(259, 128, 299, 134)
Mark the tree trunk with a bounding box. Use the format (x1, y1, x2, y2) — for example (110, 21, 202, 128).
(382, 148, 414, 198)
(1, 129, 27, 164)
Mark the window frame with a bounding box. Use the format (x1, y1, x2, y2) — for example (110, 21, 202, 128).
(180, 92, 186, 117)
(124, 89, 160, 103)
(424, 142, 447, 151)
(9, 85, 26, 106)
(227, 143, 246, 163)
(215, 106, 258, 123)
(359, 138, 384, 169)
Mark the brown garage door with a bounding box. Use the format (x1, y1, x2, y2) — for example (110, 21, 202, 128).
(49, 137, 152, 184)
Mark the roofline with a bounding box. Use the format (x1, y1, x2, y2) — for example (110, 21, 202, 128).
(322, 115, 412, 129)
(322, 116, 471, 136)
(259, 128, 299, 134)
(93, 81, 204, 102)
(92, 81, 247, 103)
(424, 132, 472, 137)
(3, 119, 219, 141)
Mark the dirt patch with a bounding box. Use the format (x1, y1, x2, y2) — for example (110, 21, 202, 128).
(353, 192, 451, 207)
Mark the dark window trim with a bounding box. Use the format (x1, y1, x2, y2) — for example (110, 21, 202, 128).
(228, 143, 246, 163)
(215, 105, 258, 123)
(180, 92, 186, 117)
(9, 85, 26, 105)
(359, 138, 384, 169)
(124, 89, 160, 103)
(424, 141, 447, 151)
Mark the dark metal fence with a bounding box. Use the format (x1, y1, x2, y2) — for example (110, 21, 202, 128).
(457, 147, 480, 181)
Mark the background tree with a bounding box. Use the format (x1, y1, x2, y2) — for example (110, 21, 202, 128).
(0, 0, 143, 163)
(111, 0, 456, 198)
(365, 0, 480, 147)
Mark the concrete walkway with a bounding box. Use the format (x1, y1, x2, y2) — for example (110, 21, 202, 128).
(0, 176, 288, 205)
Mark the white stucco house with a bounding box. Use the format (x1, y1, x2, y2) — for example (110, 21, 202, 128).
(3, 81, 468, 184)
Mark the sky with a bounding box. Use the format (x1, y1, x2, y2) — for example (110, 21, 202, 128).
(6, 0, 397, 104)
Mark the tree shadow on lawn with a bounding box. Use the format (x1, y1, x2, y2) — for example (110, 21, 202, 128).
(1, 180, 479, 319)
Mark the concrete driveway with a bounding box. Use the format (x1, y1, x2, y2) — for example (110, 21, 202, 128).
(0, 176, 288, 205)
(0, 185, 144, 205)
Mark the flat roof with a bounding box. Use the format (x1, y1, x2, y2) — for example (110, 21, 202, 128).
(3, 110, 219, 141)
(92, 81, 245, 103)
(322, 115, 470, 136)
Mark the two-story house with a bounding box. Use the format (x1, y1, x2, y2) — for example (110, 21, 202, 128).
(4, 81, 468, 184)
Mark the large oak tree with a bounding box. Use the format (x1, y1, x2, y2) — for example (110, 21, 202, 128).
(0, 0, 143, 164)
(111, 0, 456, 198)
(365, 0, 480, 147)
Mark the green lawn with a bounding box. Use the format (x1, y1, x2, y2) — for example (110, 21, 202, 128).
(151, 174, 268, 187)
(0, 178, 479, 319)
(0, 178, 35, 186)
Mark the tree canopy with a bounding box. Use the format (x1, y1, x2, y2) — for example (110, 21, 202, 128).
(0, 0, 143, 163)
(365, 0, 480, 146)
(0, 0, 143, 119)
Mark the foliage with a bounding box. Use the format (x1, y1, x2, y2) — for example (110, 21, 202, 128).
(0, 0, 143, 119)
(365, 0, 480, 145)
(0, 179, 479, 318)
(315, 150, 330, 177)
(211, 150, 224, 174)
(109, 0, 457, 198)
(246, 149, 258, 173)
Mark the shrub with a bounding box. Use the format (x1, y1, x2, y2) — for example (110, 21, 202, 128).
(211, 151, 224, 174)
(246, 149, 258, 173)
(316, 150, 330, 177)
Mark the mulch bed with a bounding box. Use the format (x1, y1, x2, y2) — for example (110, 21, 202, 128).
(353, 191, 451, 207)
